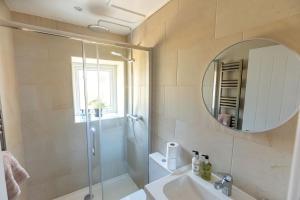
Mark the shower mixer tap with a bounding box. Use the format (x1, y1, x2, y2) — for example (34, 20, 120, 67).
(127, 114, 143, 121)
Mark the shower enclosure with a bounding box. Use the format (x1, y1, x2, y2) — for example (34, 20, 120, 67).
(2, 21, 150, 200)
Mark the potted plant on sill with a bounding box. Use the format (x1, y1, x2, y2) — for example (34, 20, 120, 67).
(88, 99, 105, 117)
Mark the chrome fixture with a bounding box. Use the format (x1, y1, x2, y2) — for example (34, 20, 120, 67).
(0, 18, 150, 51)
(214, 174, 233, 196)
(88, 20, 110, 32)
(127, 114, 143, 141)
(111, 51, 135, 63)
(88, 19, 133, 33)
(127, 114, 143, 122)
(90, 127, 96, 156)
(106, 19, 135, 62)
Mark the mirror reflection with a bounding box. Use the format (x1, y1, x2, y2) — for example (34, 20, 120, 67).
(203, 39, 300, 133)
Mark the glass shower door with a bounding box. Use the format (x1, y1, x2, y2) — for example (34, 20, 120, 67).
(97, 44, 129, 200)
(82, 42, 103, 199)
(100, 46, 151, 200)
(125, 48, 150, 189)
(81, 42, 151, 200)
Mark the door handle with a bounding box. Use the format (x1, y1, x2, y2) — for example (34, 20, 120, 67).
(90, 127, 96, 156)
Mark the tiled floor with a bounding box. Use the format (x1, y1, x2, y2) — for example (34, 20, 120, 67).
(53, 174, 138, 200)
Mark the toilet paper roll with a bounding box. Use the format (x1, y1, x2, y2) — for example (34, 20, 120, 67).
(166, 142, 179, 159)
(167, 157, 176, 171)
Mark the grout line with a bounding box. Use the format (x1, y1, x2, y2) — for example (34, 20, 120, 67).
(230, 136, 235, 175)
(214, 0, 219, 39)
(176, 48, 179, 86)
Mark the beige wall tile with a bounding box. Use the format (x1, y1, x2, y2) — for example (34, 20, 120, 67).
(0, 1, 28, 199)
(151, 42, 178, 86)
(152, 86, 165, 115)
(136, 0, 179, 47)
(215, 0, 300, 38)
(166, 0, 216, 46)
(177, 33, 243, 86)
(232, 137, 292, 200)
(151, 133, 168, 154)
(177, 44, 206, 86)
(175, 120, 234, 172)
(152, 112, 175, 141)
(234, 114, 298, 155)
(164, 86, 177, 119)
(176, 86, 202, 122)
(244, 13, 300, 53)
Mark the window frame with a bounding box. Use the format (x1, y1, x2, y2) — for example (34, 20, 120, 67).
(71, 57, 124, 122)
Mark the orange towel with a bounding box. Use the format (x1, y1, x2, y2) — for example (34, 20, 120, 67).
(3, 151, 29, 200)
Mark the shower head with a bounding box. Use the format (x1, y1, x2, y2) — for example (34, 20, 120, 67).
(111, 51, 123, 57)
(87, 24, 110, 32)
(87, 21, 110, 32)
(111, 51, 135, 63)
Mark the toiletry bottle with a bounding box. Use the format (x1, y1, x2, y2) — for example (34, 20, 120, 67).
(192, 150, 200, 175)
(201, 154, 212, 181)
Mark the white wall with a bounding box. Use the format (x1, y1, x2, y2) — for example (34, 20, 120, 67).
(0, 144, 8, 200)
(288, 113, 300, 200)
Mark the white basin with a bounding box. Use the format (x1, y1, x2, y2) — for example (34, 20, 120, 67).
(145, 166, 256, 200)
(163, 175, 221, 200)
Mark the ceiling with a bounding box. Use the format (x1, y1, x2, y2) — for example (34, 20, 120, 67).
(4, 0, 170, 35)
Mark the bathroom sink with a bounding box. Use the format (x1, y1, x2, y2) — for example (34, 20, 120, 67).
(163, 175, 220, 200)
(145, 165, 256, 200)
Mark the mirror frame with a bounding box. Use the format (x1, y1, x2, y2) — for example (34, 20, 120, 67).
(201, 38, 300, 134)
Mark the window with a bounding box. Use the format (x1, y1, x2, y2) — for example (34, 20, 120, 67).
(72, 57, 124, 122)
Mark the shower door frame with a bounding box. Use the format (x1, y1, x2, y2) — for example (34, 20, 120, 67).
(0, 19, 152, 200)
(0, 18, 150, 51)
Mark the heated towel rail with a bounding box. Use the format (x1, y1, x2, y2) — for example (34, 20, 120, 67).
(215, 60, 243, 129)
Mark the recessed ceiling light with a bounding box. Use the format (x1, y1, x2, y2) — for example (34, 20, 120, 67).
(74, 6, 83, 12)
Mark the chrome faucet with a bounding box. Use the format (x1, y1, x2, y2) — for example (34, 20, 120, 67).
(214, 174, 233, 196)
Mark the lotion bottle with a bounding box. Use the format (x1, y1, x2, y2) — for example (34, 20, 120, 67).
(200, 154, 212, 181)
(192, 150, 200, 175)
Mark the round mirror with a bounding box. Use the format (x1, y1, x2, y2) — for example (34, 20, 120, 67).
(202, 39, 300, 133)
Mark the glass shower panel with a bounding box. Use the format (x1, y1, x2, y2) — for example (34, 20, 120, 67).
(13, 29, 90, 200)
(96, 44, 130, 200)
(82, 42, 102, 199)
(126, 49, 150, 188)
(99, 46, 150, 200)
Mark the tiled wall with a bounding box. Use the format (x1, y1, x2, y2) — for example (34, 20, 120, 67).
(0, 1, 28, 199)
(131, 0, 300, 199)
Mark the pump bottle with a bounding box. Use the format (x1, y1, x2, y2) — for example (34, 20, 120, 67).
(192, 150, 201, 175)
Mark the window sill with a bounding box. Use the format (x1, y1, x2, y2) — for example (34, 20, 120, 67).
(74, 113, 124, 123)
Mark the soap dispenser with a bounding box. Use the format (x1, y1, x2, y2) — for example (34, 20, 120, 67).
(201, 154, 212, 181)
(192, 150, 200, 175)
